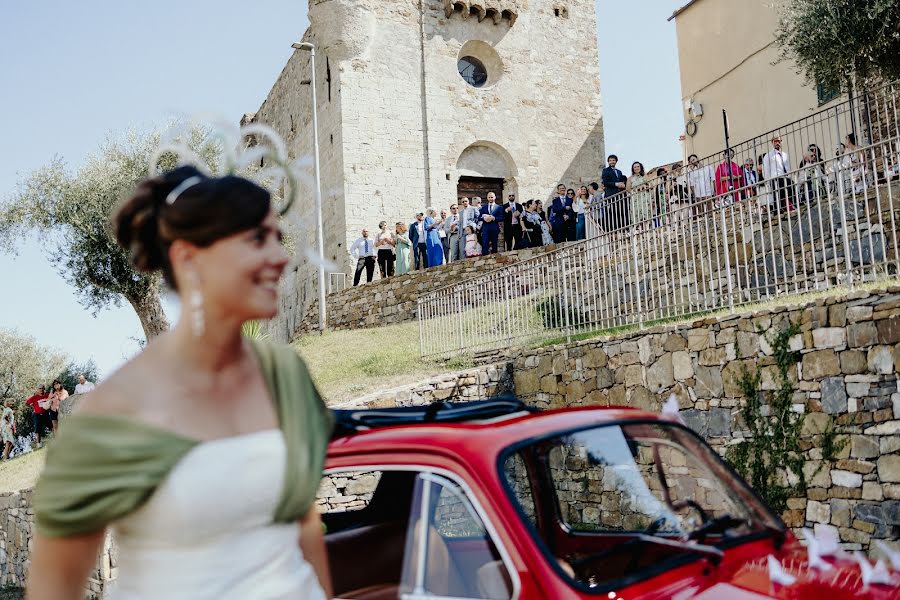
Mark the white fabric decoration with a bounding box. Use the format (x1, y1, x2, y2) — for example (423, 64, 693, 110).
(661, 394, 684, 423)
(875, 540, 900, 571)
(766, 555, 796, 586)
(853, 552, 893, 587)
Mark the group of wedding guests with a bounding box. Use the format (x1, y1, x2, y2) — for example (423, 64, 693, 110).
(350, 187, 600, 285)
(1, 375, 96, 459)
(598, 133, 875, 231)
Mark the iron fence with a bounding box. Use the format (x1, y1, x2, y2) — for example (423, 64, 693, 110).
(418, 134, 900, 358)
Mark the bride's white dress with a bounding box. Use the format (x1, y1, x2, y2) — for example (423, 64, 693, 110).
(106, 429, 327, 600)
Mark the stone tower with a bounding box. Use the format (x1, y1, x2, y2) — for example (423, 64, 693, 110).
(253, 0, 604, 340)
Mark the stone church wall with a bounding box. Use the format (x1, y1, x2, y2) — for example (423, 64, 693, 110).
(254, 0, 605, 341)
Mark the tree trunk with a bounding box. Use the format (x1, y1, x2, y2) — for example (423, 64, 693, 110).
(126, 286, 170, 340)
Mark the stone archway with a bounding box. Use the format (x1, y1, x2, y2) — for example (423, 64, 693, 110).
(455, 141, 518, 201)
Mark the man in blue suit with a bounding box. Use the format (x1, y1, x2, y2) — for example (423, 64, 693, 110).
(479, 191, 505, 254)
(409, 212, 427, 270)
(549, 183, 573, 244)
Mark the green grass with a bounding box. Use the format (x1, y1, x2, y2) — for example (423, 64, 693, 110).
(293, 321, 474, 405)
(0, 447, 46, 494)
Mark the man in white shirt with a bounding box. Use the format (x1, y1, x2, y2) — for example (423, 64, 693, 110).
(443, 204, 460, 262)
(457, 198, 477, 261)
(686, 153, 715, 202)
(350, 228, 377, 285)
(438, 209, 450, 264)
(74, 374, 95, 395)
(762, 136, 793, 213)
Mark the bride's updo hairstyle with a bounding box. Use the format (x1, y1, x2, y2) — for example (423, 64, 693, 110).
(114, 166, 271, 290)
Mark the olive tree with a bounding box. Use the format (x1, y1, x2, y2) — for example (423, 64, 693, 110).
(0, 328, 68, 404)
(774, 0, 900, 90)
(0, 128, 219, 340)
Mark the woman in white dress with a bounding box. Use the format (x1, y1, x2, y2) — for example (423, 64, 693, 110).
(29, 166, 334, 600)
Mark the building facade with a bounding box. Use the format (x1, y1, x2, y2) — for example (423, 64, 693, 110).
(252, 0, 604, 341)
(670, 0, 846, 161)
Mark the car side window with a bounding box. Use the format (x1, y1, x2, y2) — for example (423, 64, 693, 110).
(503, 452, 537, 527)
(401, 473, 514, 600)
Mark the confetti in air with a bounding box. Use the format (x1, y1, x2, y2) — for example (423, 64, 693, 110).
(800, 526, 842, 571)
(766, 555, 796, 586)
(660, 394, 684, 423)
(874, 540, 900, 571)
(853, 552, 893, 587)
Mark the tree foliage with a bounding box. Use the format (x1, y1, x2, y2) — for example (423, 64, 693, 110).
(0, 128, 220, 340)
(0, 328, 69, 438)
(774, 0, 900, 89)
(0, 328, 68, 403)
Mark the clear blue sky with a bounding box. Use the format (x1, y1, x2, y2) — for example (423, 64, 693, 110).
(0, 0, 685, 377)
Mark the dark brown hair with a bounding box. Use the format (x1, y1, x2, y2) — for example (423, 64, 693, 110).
(113, 166, 271, 289)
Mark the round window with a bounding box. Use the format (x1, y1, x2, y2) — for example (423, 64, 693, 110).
(458, 56, 488, 88)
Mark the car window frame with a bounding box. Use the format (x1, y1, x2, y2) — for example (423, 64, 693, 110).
(495, 417, 786, 595)
(323, 463, 522, 600)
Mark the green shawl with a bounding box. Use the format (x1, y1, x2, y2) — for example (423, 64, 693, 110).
(34, 339, 334, 538)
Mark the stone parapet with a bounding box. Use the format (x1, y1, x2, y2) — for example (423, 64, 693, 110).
(291, 245, 561, 336)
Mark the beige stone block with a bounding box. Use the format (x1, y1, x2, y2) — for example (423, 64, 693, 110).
(624, 365, 643, 388)
(806, 499, 830, 524)
(867, 346, 894, 375)
(862, 481, 883, 500)
(801, 350, 841, 380)
(812, 327, 846, 349)
(646, 353, 674, 392)
(672, 351, 693, 381)
(687, 329, 710, 351)
(850, 435, 880, 459)
(540, 375, 558, 394)
(877, 455, 900, 482)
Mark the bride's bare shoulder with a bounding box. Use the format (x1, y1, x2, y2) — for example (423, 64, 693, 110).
(76, 338, 168, 418)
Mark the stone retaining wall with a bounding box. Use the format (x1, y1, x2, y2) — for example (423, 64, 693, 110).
(0, 489, 115, 598)
(505, 287, 900, 552)
(283, 245, 560, 339)
(324, 287, 900, 553)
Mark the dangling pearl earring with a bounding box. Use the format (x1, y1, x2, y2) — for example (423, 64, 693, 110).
(190, 287, 205, 337)
(188, 273, 205, 337)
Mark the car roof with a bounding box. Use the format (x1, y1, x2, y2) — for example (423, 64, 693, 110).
(326, 403, 672, 463)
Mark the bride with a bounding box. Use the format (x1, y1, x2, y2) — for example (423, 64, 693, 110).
(27, 166, 334, 599)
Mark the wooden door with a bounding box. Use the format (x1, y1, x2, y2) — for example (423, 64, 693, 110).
(457, 176, 504, 202)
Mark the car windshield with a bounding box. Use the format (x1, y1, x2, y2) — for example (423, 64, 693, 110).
(501, 421, 782, 591)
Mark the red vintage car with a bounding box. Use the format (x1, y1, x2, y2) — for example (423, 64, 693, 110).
(322, 399, 900, 599)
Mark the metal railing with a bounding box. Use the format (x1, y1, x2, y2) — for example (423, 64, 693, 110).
(418, 134, 900, 358)
(590, 81, 900, 234)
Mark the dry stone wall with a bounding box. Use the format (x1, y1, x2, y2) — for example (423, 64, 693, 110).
(318, 287, 900, 553)
(506, 287, 900, 552)
(0, 489, 115, 598)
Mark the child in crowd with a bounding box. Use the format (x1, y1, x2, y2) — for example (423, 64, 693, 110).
(464, 225, 482, 258)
